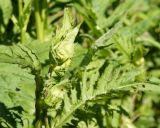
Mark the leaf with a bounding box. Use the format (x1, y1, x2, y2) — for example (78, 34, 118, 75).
(0, 63, 35, 127)
(95, 21, 122, 47)
(0, 44, 41, 71)
(73, 1, 100, 36)
(91, 0, 115, 29)
(104, 0, 135, 28)
(26, 40, 50, 64)
(116, 82, 160, 93)
(0, 0, 13, 32)
(68, 43, 87, 70)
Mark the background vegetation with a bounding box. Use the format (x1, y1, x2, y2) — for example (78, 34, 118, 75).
(0, 0, 160, 127)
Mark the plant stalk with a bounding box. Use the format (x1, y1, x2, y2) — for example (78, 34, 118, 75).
(35, 73, 43, 128)
(18, 0, 25, 43)
(34, 0, 44, 42)
(43, 109, 49, 128)
(35, 72, 50, 128)
(18, 0, 23, 16)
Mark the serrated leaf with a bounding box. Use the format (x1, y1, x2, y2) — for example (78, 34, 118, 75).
(0, 44, 41, 71)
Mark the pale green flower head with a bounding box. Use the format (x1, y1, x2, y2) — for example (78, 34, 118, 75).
(43, 84, 66, 107)
(50, 8, 80, 65)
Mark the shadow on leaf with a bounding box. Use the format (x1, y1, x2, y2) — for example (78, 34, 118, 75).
(0, 102, 24, 128)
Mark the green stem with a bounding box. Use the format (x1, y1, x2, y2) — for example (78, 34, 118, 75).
(21, 28, 26, 43)
(18, 0, 23, 18)
(43, 109, 50, 128)
(42, 0, 47, 26)
(18, 0, 25, 43)
(35, 73, 43, 128)
(34, 0, 44, 41)
(35, 73, 50, 128)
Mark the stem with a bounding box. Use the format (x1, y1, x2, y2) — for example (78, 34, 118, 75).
(34, 0, 44, 41)
(35, 73, 43, 128)
(21, 28, 26, 44)
(42, 0, 47, 27)
(43, 109, 49, 128)
(18, 0, 25, 43)
(34, 0, 49, 126)
(18, 0, 23, 19)
(35, 73, 50, 128)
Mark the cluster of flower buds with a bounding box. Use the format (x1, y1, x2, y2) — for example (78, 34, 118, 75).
(43, 8, 80, 107)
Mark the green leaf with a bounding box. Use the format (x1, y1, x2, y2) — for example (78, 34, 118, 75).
(26, 40, 50, 64)
(0, 63, 35, 127)
(91, 0, 115, 29)
(104, 0, 135, 28)
(68, 43, 87, 70)
(0, 44, 41, 71)
(0, 0, 12, 32)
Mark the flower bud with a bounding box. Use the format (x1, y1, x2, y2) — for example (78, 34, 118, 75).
(43, 83, 66, 107)
(50, 8, 81, 65)
(51, 26, 80, 64)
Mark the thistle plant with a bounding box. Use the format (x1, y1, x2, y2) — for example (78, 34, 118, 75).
(0, 0, 160, 128)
